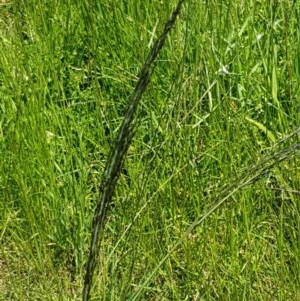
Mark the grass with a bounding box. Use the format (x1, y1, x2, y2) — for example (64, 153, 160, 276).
(0, 0, 300, 300)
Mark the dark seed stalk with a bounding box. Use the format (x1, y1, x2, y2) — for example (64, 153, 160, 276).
(82, 1, 186, 300)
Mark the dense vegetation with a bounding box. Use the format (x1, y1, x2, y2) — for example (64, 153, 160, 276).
(0, 1, 299, 300)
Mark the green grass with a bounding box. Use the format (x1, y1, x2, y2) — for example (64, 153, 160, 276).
(1, 0, 300, 300)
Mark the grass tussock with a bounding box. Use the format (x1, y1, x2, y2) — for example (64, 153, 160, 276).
(0, 0, 300, 300)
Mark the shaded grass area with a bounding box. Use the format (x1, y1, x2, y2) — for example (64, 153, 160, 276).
(0, 0, 300, 300)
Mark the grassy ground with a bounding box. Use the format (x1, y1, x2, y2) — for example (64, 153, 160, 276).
(0, 0, 300, 300)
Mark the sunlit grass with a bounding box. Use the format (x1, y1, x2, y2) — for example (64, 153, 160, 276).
(0, 0, 299, 300)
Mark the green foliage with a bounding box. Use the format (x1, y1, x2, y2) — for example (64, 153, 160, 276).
(0, 0, 299, 300)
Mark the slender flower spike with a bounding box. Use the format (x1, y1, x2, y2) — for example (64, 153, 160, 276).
(82, 1, 186, 300)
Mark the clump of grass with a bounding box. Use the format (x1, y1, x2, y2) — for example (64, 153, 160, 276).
(0, 1, 300, 300)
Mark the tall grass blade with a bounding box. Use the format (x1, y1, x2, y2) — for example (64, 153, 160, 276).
(130, 127, 300, 301)
(82, 1, 186, 300)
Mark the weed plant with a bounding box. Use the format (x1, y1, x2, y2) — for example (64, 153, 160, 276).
(0, 1, 300, 300)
